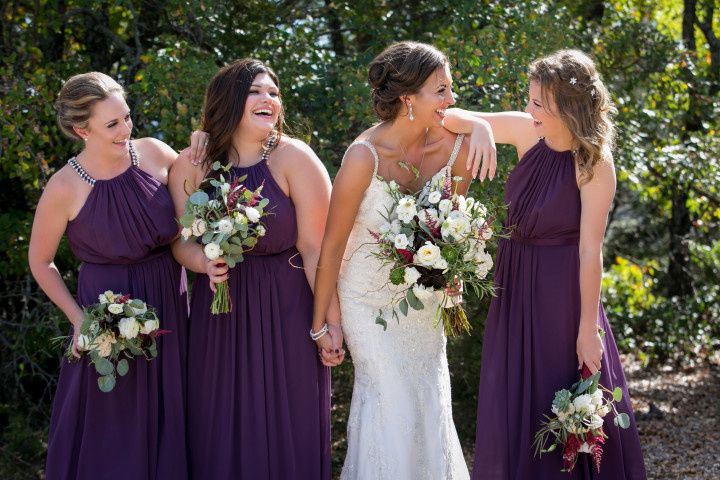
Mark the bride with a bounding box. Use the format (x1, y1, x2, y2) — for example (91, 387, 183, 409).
(311, 41, 496, 479)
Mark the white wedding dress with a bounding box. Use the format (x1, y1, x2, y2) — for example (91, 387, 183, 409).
(337, 134, 469, 480)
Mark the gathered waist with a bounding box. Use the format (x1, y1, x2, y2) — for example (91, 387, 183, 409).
(508, 234, 579, 247)
(79, 245, 174, 267)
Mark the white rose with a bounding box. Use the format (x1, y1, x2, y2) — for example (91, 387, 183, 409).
(434, 257, 448, 271)
(217, 218, 234, 235)
(412, 283, 434, 301)
(404, 267, 421, 285)
(140, 319, 159, 335)
(428, 191, 442, 204)
(414, 242, 442, 267)
(203, 242, 223, 260)
(108, 303, 124, 315)
(245, 206, 261, 223)
(118, 317, 140, 339)
(394, 233, 409, 250)
(588, 414, 604, 430)
(76, 334, 90, 351)
(180, 227, 192, 240)
(390, 220, 402, 234)
(438, 198, 452, 215)
(191, 219, 207, 237)
(573, 394, 594, 414)
(256, 225, 266, 237)
(480, 226, 493, 240)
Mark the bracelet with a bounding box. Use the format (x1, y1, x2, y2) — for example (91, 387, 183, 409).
(309, 323, 329, 341)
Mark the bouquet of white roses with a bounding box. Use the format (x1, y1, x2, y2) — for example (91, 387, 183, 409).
(60, 291, 167, 392)
(179, 161, 269, 314)
(532, 364, 631, 473)
(369, 168, 500, 336)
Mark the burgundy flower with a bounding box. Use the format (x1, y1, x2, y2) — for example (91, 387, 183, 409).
(396, 248, 414, 264)
(562, 434, 582, 471)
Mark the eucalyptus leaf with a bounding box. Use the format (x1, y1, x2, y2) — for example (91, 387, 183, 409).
(94, 357, 114, 376)
(375, 315, 387, 331)
(98, 374, 116, 392)
(116, 358, 129, 376)
(399, 298, 409, 316)
(614, 413, 630, 429)
(179, 213, 195, 228)
(225, 257, 236, 268)
(188, 191, 209, 206)
(406, 288, 424, 310)
(258, 198, 270, 209)
(612, 387, 623, 402)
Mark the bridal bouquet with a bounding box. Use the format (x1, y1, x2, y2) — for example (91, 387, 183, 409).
(369, 168, 500, 336)
(532, 364, 631, 473)
(60, 291, 167, 392)
(179, 161, 269, 314)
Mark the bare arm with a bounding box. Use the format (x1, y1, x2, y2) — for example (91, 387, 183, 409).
(28, 173, 84, 356)
(443, 108, 538, 158)
(576, 158, 616, 373)
(312, 146, 374, 331)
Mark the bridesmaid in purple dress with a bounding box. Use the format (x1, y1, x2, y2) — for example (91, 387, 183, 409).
(169, 59, 341, 479)
(28, 72, 188, 479)
(446, 50, 647, 478)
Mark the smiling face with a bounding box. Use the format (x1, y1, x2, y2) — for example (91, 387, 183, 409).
(406, 64, 456, 127)
(524, 80, 571, 142)
(235, 73, 281, 139)
(74, 92, 133, 157)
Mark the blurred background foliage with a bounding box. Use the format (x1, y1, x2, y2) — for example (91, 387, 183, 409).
(1, 0, 718, 477)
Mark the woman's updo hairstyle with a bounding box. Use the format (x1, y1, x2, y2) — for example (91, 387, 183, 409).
(368, 41, 448, 121)
(54, 72, 126, 141)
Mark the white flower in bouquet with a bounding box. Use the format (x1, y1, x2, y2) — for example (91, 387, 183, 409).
(414, 242, 442, 267)
(131, 303, 147, 316)
(77, 334, 90, 351)
(108, 303, 124, 315)
(140, 319, 159, 335)
(393, 233, 409, 250)
(396, 196, 417, 223)
(204, 242, 223, 260)
(573, 394, 594, 414)
(256, 225, 266, 237)
(588, 414, 604, 429)
(208, 199, 221, 209)
(92, 332, 116, 357)
(465, 197, 475, 210)
(180, 227, 192, 240)
(474, 202, 488, 218)
(428, 191, 442, 204)
(118, 317, 140, 339)
(441, 215, 471, 241)
(217, 218, 234, 235)
(245, 207, 261, 223)
(464, 239, 487, 261)
(390, 219, 402, 234)
(412, 283, 434, 301)
(591, 388, 604, 406)
(434, 257, 449, 271)
(598, 404, 611, 417)
(191, 219, 207, 237)
(418, 208, 439, 226)
(384, 180, 399, 193)
(234, 212, 248, 225)
(480, 225, 494, 240)
(404, 267, 422, 285)
(455, 195, 468, 212)
(220, 182, 231, 195)
(438, 198, 452, 215)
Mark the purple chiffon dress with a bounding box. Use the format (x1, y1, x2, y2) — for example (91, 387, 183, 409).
(472, 139, 647, 479)
(45, 143, 189, 479)
(186, 158, 331, 479)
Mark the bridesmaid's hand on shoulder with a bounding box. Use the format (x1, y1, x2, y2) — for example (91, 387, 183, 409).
(188, 130, 209, 166)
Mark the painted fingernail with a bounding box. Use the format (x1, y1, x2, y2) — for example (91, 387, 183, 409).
(335, 349, 339, 354)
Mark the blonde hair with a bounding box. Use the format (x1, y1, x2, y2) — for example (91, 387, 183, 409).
(54, 72, 126, 141)
(529, 49, 617, 184)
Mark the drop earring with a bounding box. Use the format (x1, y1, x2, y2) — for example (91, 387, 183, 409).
(408, 104, 415, 121)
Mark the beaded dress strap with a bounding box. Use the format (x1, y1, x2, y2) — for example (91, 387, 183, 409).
(347, 141, 380, 178)
(129, 140, 140, 166)
(67, 157, 96, 187)
(446, 134, 465, 168)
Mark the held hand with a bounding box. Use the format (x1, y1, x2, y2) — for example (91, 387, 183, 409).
(466, 120, 497, 181)
(205, 257, 229, 293)
(320, 323, 345, 367)
(445, 277, 464, 301)
(70, 320, 84, 358)
(189, 130, 209, 166)
(576, 321, 604, 374)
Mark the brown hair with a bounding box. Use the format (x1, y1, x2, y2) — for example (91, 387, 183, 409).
(201, 58, 283, 172)
(529, 49, 617, 184)
(368, 41, 448, 121)
(54, 72, 126, 141)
